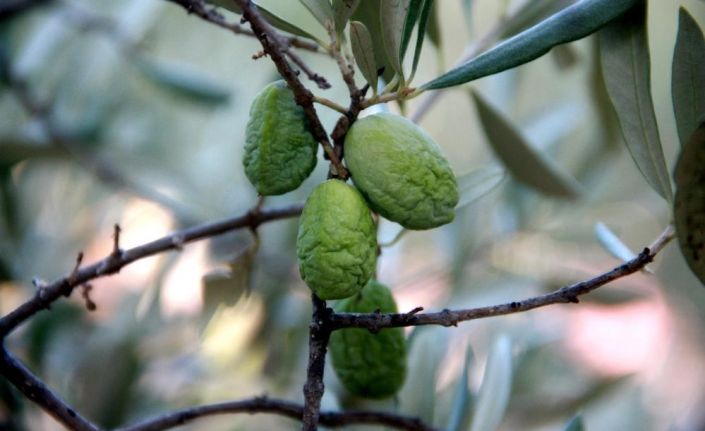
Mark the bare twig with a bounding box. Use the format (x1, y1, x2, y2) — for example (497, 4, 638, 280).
(164, 0, 321, 52)
(233, 0, 347, 179)
(302, 294, 332, 430)
(0, 204, 303, 337)
(331, 225, 676, 330)
(0, 346, 99, 431)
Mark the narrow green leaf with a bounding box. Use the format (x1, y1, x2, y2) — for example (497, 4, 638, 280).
(410, 0, 434, 78)
(674, 123, 705, 287)
(470, 91, 581, 199)
(136, 58, 231, 106)
(352, 2, 394, 83)
(400, 0, 424, 61)
(447, 345, 475, 431)
(207, 0, 319, 41)
(469, 336, 513, 431)
(563, 415, 585, 431)
(299, 0, 334, 27)
(380, 0, 410, 77)
(672, 8, 705, 147)
(350, 21, 378, 91)
(332, 0, 361, 34)
(421, 0, 639, 90)
(425, 0, 442, 48)
(594, 222, 638, 263)
(600, 3, 672, 202)
(498, 0, 576, 40)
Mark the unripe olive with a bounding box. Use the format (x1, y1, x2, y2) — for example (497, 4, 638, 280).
(243, 80, 318, 195)
(344, 113, 459, 230)
(329, 280, 407, 399)
(296, 180, 377, 300)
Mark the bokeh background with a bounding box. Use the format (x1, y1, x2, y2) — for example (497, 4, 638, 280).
(1, 0, 705, 430)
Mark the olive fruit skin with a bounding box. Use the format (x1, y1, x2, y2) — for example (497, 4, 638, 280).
(344, 113, 459, 230)
(329, 280, 407, 399)
(296, 180, 377, 300)
(243, 80, 318, 195)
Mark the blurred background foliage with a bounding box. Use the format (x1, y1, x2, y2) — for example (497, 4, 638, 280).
(1, 0, 705, 430)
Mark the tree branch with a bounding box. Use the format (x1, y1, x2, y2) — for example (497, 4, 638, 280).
(0, 204, 303, 337)
(164, 0, 321, 53)
(117, 395, 439, 431)
(301, 294, 332, 430)
(0, 343, 437, 431)
(330, 225, 675, 330)
(233, 0, 347, 179)
(0, 346, 99, 431)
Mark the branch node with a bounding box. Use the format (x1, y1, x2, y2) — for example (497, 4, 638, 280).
(441, 308, 458, 327)
(80, 284, 97, 311)
(112, 224, 123, 258)
(69, 252, 84, 285)
(405, 306, 424, 317)
(172, 234, 185, 250)
(252, 50, 267, 60)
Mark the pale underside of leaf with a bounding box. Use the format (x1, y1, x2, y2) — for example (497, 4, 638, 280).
(470, 91, 581, 199)
(672, 7, 705, 147)
(380, 0, 410, 78)
(599, 4, 673, 202)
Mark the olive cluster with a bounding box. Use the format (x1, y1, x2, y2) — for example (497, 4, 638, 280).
(243, 81, 458, 399)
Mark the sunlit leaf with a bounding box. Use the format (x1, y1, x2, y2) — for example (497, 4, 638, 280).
(299, 0, 334, 27)
(469, 335, 513, 431)
(136, 57, 231, 106)
(470, 91, 581, 199)
(600, 3, 672, 202)
(421, 0, 639, 90)
(350, 21, 378, 91)
(332, 0, 361, 34)
(674, 123, 705, 287)
(594, 222, 637, 263)
(563, 414, 585, 431)
(672, 8, 705, 147)
(447, 345, 475, 431)
(380, 0, 410, 77)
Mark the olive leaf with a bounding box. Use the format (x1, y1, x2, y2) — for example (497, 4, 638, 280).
(674, 123, 705, 287)
(498, 0, 576, 40)
(380, 0, 410, 78)
(594, 222, 638, 263)
(400, 0, 424, 61)
(332, 0, 361, 34)
(456, 167, 505, 210)
(470, 90, 581, 199)
(350, 21, 378, 91)
(563, 414, 586, 431)
(421, 0, 639, 90)
(425, 0, 442, 48)
(469, 335, 513, 431)
(206, 0, 320, 41)
(672, 8, 705, 147)
(352, 2, 395, 83)
(299, 0, 334, 27)
(410, 0, 435, 78)
(600, 3, 672, 202)
(135, 57, 231, 106)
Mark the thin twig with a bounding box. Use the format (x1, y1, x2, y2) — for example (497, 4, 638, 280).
(0, 346, 99, 431)
(0, 204, 303, 337)
(165, 0, 321, 52)
(234, 0, 347, 179)
(331, 225, 675, 330)
(313, 95, 348, 114)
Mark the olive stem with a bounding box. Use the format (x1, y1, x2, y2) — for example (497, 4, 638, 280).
(313, 95, 348, 114)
